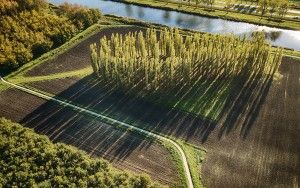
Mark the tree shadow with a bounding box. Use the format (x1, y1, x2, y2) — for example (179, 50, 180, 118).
(22, 53, 278, 148)
(216, 55, 279, 140)
(20, 26, 281, 155)
(21, 98, 155, 162)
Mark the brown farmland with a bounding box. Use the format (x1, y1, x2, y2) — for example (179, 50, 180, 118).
(4, 25, 300, 187)
(0, 88, 180, 185)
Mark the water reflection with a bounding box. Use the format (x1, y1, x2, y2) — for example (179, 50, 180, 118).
(265, 31, 282, 42)
(163, 11, 171, 22)
(176, 15, 183, 25)
(125, 5, 133, 16)
(177, 15, 201, 28)
(137, 7, 145, 18)
(50, 0, 300, 50)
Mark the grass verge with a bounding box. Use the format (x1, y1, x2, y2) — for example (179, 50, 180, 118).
(160, 140, 189, 187)
(8, 67, 93, 84)
(0, 84, 10, 92)
(178, 141, 206, 188)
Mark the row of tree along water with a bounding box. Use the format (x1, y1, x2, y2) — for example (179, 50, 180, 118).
(90, 28, 282, 92)
(180, 0, 289, 18)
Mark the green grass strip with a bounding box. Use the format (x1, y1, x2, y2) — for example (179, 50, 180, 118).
(8, 67, 93, 84)
(160, 140, 189, 187)
(178, 141, 206, 188)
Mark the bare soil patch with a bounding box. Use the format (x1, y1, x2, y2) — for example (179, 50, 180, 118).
(25, 26, 145, 77)
(0, 88, 180, 185)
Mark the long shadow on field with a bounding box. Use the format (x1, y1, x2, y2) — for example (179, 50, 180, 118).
(23, 65, 272, 148)
(216, 60, 278, 140)
(22, 59, 278, 148)
(20, 99, 155, 162)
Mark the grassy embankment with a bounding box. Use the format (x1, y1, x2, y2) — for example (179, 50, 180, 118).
(117, 0, 300, 30)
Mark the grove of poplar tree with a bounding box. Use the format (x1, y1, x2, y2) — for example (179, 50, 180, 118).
(90, 28, 282, 92)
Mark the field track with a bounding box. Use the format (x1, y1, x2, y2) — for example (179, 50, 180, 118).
(0, 76, 194, 188)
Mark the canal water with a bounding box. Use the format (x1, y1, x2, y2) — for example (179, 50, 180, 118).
(50, 0, 300, 50)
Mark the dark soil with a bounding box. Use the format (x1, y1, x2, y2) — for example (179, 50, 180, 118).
(0, 88, 179, 185)
(27, 76, 217, 143)
(25, 26, 145, 77)
(201, 56, 300, 187)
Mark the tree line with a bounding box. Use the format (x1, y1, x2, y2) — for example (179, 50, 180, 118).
(0, 0, 101, 74)
(181, 0, 216, 9)
(175, 0, 289, 17)
(257, 0, 289, 17)
(0, 118, 161, 187)
(90, 28, 282, 93)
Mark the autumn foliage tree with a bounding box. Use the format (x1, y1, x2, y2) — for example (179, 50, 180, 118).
(57, 2, 101, 30)
(0, 0, 101, 73)
(257, 0, 289, 17)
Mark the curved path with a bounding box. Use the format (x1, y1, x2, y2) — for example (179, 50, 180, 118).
(0, 76, 194, 188)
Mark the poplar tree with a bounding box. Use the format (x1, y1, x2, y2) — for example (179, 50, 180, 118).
(257, 0, 269, 16)
(277, 0, 289, 18)
(90, 43, 99, 75)
(90, 28, 282, 93)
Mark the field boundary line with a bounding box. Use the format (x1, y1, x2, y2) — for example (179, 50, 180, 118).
(0, 76, 194, 188)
